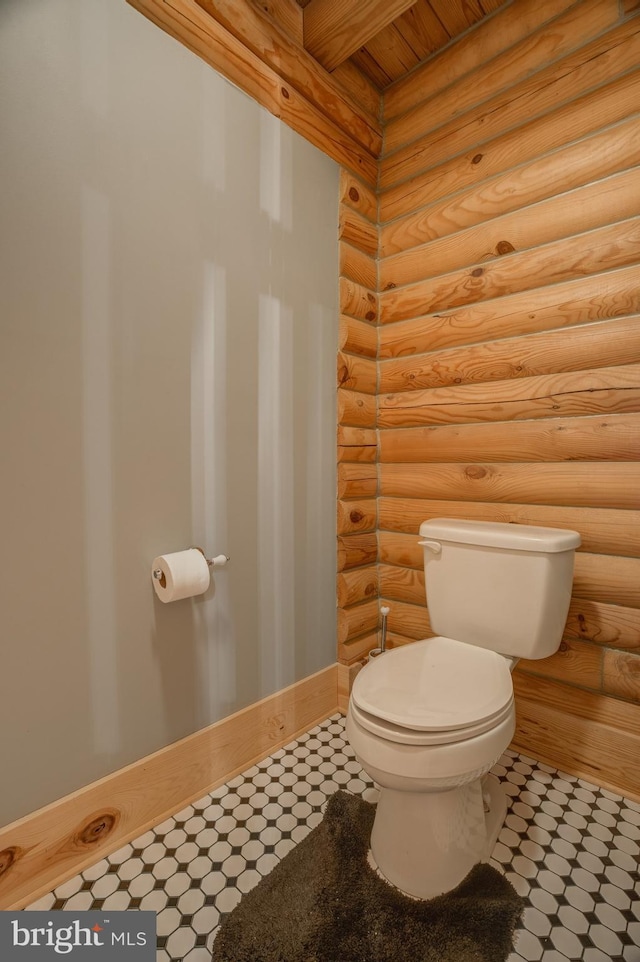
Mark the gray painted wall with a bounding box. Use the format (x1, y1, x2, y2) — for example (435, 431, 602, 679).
(0, 0, 338, 825)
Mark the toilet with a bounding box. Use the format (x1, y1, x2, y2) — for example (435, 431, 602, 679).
(346, 518, 581, 901)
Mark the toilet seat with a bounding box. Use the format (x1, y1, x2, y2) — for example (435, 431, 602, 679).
(351, 636, 514, 746)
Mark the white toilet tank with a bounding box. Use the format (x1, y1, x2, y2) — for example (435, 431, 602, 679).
(419, 518, 581, 660)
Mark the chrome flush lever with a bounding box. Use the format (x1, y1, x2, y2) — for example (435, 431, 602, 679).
(418, 540, 442, 553)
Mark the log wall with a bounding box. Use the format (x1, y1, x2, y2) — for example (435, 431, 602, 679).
(337, 170, 380, 664)
(376, 0, 640, 773)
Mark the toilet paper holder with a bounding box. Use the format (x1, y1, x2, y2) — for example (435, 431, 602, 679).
(152, 547, 229, 582)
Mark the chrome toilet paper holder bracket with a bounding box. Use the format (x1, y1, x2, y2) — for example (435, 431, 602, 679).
(152, 547, 230, 582)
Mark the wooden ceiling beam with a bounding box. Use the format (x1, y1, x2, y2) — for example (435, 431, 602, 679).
(127, 0, 379, 184)
(303, 0, 419, 72)
(191, 0, 382, 149)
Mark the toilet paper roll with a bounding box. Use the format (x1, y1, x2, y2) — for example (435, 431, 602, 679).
(151, 548, 210, 603)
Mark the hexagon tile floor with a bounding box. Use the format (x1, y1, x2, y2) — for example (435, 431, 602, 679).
(27, 714, 640, 962)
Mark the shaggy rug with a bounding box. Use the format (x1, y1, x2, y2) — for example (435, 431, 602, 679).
(211, 790, 524, 962)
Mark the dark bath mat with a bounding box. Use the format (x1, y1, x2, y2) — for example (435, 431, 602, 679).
(211, 789, 524, 962)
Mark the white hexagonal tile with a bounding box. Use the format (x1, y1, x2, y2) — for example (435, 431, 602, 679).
(157, 907, 182, 937)
(604, 863, 635, 890)
(550, 926, 585, 959)
(557, 905, 589, 935)
(90, 874, 120, 899)
(536, 871, 565, 895)
(237, 869, 262, 894)
(522, 907, 551, 938)
(165, 926, 197, 959)
(139, 842, 166, 865)
(529, 887, 559, 914)
(192, 905, 220, 935)
(563, 885, 595, 913)
(152, 856, 178, 880)
(177, 887, 205, 915)
(186, 856, 212, 880)
(588, 924, 623, 956)
(127, 874, 156, 899)
(63, 892, 96, 911)
(163, 872, 191, 898)
(82, 859, 110, 881)
(200, 872, 227, 897)
(594, 900, 627, 933)
(512, 929, 544, 961)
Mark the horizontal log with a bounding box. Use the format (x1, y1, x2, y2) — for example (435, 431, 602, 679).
(379, 315, 640, 393)
(380, 217, 640, 322)
(339, 314, 377, 358)
(380, 413, 640, 464)
(340, 277, 377, 321)
(378, 563, 424, 606)
(512, 672, 640, 799)
(337, 462, 378, 500)
(337, 387, 376, 428)
(339, 205, 378, 256)
(337, 532, 377, 570)
(573, 554, 640, 610)
(338, 447, 377, 465)
(381, 68, 640, 209)
(565, 598, 640, 650)
(379, 461, 640, 510)
(332, 62, 381, 122)
(340, 244, 377, 291)
(380, 167, 640, 290)
(337, 565, 378, 608)
(379, 264, 640, 352)
(192, 0, 383, 155)
(338, 631, 378, 665)
(337, 351, 377, 395)
(518, 638, 603, 693)
(339, 168, 377, 222)
(377, 495, 640, 555)
(381, 27, 640, 190)
(127, 0, 377, 185)
(378, 364, 640, 427)
(337, 598, 379, 644)
(384, 0, 618, 154)
(337, 498, 377, 535)
(603, 649, 640, 702)
(379, 530, 422, 569)
(382, 599, 431, 640)
(338, 423, 377, 446)
(384, 0, 577, 120)
(380, 113, 640, 244)
(384, 631, 423, 650)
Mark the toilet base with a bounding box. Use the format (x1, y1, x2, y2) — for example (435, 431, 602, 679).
(369, 774, 507, 901)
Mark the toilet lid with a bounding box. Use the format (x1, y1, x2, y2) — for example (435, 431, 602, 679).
(351, 636, 513, 732)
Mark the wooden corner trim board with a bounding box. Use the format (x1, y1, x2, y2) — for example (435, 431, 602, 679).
(0, 665, 339, 911)
(126, 0, 379, 185)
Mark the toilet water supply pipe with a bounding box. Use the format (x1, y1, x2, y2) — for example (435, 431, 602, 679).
(380, 605, 390, 652)
(369, 606, 390, 661)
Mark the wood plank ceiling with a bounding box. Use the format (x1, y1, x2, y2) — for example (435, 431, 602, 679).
(293, 0, 511, 88)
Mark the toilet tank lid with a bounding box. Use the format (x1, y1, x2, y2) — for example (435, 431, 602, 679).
(419, 518, 581, 552)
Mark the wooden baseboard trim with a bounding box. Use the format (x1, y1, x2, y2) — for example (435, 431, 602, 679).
(337, 660, 365, 713)
(512, 672, 640, 804)
(0, 664, 339, 910)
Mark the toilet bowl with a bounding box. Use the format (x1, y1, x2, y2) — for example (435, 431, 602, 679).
(346, 518, 581, 901)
